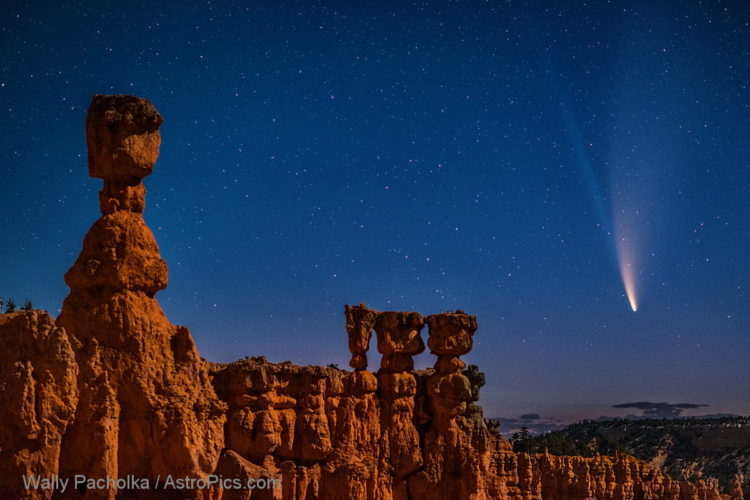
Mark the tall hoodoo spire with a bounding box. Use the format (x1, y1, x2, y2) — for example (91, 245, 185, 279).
(56, 95, 225, 497)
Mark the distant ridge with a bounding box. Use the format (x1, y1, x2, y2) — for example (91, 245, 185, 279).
(512, 416, 750, 494)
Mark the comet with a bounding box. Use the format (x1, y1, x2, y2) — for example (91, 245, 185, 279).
(617, 245, 638, 312)
(613, 212, 640, 312)
(546, 62, 645, 313)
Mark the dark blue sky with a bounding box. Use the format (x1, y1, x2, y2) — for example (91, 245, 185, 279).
(1, 1, 748, 420)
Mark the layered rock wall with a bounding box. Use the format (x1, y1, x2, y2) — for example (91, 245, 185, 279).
(209, 305, 738, 500)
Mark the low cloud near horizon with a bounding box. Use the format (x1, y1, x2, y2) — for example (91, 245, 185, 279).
(612, 401, 708, 419)
(494, 414, 566, 437)
(495, 401, 740, 437)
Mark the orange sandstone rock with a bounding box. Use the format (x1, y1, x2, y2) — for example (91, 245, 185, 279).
(210, 450, 281, 500)
(344, 304, 378, 371)
(56, 94, 226, 499)
(374, 311, 425, 493)
(0, 311, 78, 499)
(85, 94, 163, 181)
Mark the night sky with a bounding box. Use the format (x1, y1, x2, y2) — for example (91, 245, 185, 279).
(1, 1, 749, 422)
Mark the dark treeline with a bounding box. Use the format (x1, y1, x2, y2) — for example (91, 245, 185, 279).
(1, 298, 33, 313)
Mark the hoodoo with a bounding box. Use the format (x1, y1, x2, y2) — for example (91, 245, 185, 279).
(56, 95, 226, 498)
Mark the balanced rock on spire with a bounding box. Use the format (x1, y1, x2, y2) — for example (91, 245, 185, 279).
(55, 95, 226, 498)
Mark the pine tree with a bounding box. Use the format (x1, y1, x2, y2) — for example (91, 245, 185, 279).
(22, 299, 33, 312)
(5, 298, 16, 313)
(512, 426, 533, 454)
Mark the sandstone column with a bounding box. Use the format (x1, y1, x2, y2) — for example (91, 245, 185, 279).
(409, 310, 489, 499)
(345, 303, 378, 371)
(730, 473, 745, 500)
(374, 311, 425, 497)
(317, 304, 385, 498)
(425, 311, 477, 436)
(57, 95, 226, 499)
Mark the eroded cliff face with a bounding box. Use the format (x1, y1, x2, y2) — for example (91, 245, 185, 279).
(0, 311, 78, 499)
(208, 306, 741, 500)
(0, 95, 743, 499)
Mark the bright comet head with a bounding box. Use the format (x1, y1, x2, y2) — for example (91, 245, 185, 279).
(621, 263, 638, 312)
(615, 235, 639, 312)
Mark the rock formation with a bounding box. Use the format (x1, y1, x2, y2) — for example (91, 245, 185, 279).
(56, 95, 225, 498)
(373, 310, 426, 496)
(62, 95, 225, 498)
(344, 304, 378, 371)
(0, 311, 78, 499)
(209, 307, 737, 500)
(0, 95, 743, 499)
(408, 311, 498, 499)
